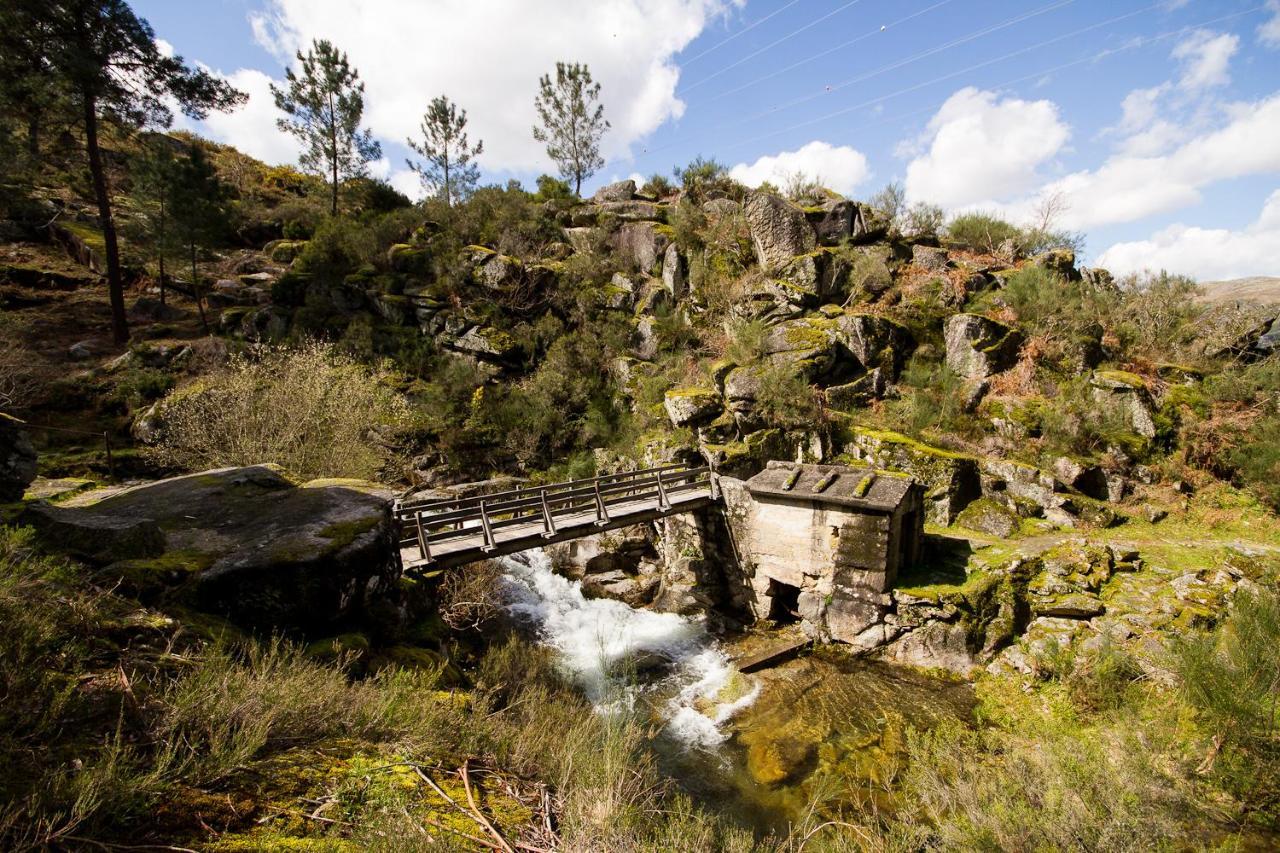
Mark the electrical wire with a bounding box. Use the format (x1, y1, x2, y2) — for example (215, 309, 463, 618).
(677, 0, 867, 95)
(680, 0, 806, 66)
(706, 0, 960, 104)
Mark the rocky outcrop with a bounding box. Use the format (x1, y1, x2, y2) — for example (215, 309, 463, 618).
(0, 414, 38, 502)
(944, 313, 1024, 380)
(743, 192, 815, 274)
(1089, 371, 1157, 438)
(592, 179, 636, 203)
(612, 222, 672, 274)
(843, 427, 981, 525)
(45, 465, 396, 632)
(23, 503, 165, 563)
(663, 387, 722, 428)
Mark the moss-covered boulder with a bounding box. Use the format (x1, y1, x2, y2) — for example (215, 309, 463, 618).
(1090, 370, 1157, 438)
(956, 497, 1019, 538)
(663, 387, 723, 428)
(67, 465, 395, 632)
(944, 313, 1023, 380)
(23, 501, 165, 563)
(842, 427, 981, 525)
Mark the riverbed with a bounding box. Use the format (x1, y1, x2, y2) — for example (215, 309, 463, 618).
(497, 550, 974, 836)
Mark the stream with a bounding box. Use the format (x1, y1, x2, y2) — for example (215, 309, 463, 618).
(497, 550, 974, 836)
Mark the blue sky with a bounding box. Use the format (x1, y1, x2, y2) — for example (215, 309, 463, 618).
(136, 0, 1280, 280)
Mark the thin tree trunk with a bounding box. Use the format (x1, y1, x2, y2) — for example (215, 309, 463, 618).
(26, 115, 39, 164)
(83, 90, 129, 345)
(157, 190, 167, 306)
(329, 91, 338, 216)
(191, 240, 208, 333)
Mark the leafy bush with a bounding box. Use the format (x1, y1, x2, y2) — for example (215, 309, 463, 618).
(945, 212, 1022, 254)
(754, 361, 821, 428)
(902, 201, 944, 240)
(532, 174, 573, 202)
(148, 341, 409, 480)
(673, 156, 742, 203)
(639, 173, 674, 198)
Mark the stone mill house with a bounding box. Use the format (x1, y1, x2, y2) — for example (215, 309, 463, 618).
(724, 461, 925, 644)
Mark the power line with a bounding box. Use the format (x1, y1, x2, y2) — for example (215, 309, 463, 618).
(677, 0, 867, 95)
(715, 3, 1266, 158)
(644, 0, 1077, 160)
(707, 0, 960, 104)
(680, 0, 806, 66)
(748, 0, 1076, 124)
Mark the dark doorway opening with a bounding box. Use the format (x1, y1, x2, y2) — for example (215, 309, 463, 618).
(767, 578, 801, 624)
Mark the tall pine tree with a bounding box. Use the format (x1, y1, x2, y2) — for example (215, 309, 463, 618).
(4, 0, 244, 344)
(170, 146, 229, 334)
(406, 96, 483, 207)
(129, 136, 183, 306)
(532, 62, 608, 197)
(271, 40, 381, 216)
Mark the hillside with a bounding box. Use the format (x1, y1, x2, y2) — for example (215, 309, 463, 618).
(1199, 275, 1280, 305)
(3, 126, 1280, 850)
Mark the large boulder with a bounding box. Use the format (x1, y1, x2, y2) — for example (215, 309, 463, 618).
(23, 503, 165, 563)
(834, 313, 914, 378)
(612, 222, 671, 274)
(743, 192, 815, 273)
(0, 414, 38, 502)
(64, 465, 396, 632)
(944, 313, 1024, 380)
(663, 388, 723, 428)
(592, 179, 636, 203)
(843, 426, 981, 525)
(1089, 371, 1157, 438)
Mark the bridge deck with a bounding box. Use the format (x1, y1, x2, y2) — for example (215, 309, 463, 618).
(395, 463, 715, 572)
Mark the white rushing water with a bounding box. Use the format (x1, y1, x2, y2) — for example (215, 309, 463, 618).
(498, 550, 758, 750)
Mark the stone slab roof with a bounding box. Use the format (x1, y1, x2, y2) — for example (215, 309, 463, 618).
(745, 461, 914, 512)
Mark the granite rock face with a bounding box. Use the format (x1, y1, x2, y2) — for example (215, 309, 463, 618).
(743, 191, 816, 274)
(944, 313, 1024, 380)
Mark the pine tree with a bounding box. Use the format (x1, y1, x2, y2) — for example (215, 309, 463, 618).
(406, 96, 483, 207)
(532, 62, 609, 197)
(2, 0, 244, 345)
(170, 146, 229, 334)
(130, 136, 183, 306)
(271, 39, 381, 216)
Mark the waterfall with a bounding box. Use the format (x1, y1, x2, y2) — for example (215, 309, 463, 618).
(498, 550, 758, 749)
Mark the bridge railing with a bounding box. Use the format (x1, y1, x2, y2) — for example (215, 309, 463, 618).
(393, 463, 712, 565)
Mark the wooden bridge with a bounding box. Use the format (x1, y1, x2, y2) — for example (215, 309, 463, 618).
(394, 463, 717, 572)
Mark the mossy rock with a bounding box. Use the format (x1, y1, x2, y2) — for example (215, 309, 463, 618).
(305, 632, 371, 663)
(956, 497, 1020, 538)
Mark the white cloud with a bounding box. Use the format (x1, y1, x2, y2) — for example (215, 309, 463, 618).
(1171, 30, 1239, 92)
(1040, 93, 1280, 230)
(175, 68, 302, 166)
(729, 140, 871, 196)
(1097, 189, 1280, 280)
(1260, 0, 1280, 48)
(1111, 84, 1182, 157)
(238, 0, 737, 174)
(902, 87, 1069, 208)
(389, 169, 425, 201)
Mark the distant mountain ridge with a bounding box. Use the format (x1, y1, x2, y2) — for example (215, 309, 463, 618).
(1197, 276, 1280, 304)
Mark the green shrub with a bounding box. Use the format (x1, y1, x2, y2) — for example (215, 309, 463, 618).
(946, 212, 1022, 253)
(674, 156, 742, 203)
(147, 341, 408, 480)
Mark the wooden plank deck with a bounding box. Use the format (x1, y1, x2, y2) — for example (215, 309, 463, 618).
(398, 490, 713, 570)
(395, 464, 716, 572)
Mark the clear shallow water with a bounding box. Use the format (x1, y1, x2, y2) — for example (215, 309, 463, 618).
(497, 549, 973, 836)
(497, 549, 759, 749)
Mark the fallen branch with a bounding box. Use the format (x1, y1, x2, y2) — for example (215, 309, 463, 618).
(461, 759, 515, 853)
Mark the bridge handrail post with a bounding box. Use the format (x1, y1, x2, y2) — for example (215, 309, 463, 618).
(415, 512, 432, 562)
(593, 480, 610, 525)
(479, 499, 496, 552)
(655, 469, 670, 510)
(540, 488, 557, 538)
